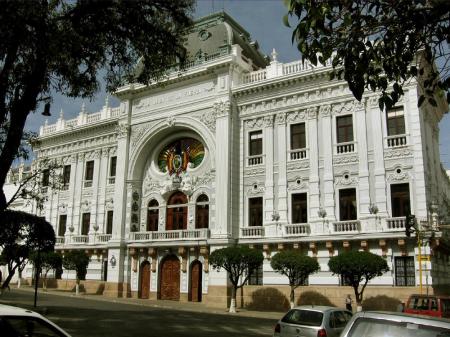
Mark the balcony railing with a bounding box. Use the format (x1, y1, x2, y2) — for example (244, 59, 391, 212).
(284, 223, 310, 236)
(129, 229, 210, 242)
(248, 155, 263, 166)
(241, 226, 265, 238)
(333, 220, 360, 233)
(95, 234, 112, 243)
(289, 149, 307, 160)
(386, 217, 406, 230)
(386, 134, 407, 148)
(56, 236, 65, 244)
(71, 235, 89, 244)
(84, 180, 92, 188)
(243, 69, 267, 84)
(336, 141, 355, 154)
(55, 234, 112, 245)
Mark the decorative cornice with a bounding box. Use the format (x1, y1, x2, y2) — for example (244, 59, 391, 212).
(287, 110, 306, 123)
(333, 155, 358, 165)
(116, 123, 129, 138)
(319, 104, 331, 118)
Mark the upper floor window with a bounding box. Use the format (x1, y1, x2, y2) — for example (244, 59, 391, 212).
(339, 188, 357, 221)
(249, 197, 263, 227)
(195, 194, 209, 229)
(62, 165, 71, 189)
(42, 169, 50, 187)
(248, 130, 263, 165)
(147, 199, 159, 232)
(336, 115, 354, 143)
(292, 193, 308, 224)
(290, 123, 306, 149)
(109, 156, 117, 184)
(81, 213, 90, 235)
(84, 161, 94, 187)
(58, 215, 67, 237)
(387, 107, 405, 136)
(106, 210, 114, 235)
(391, 183, 410, 217)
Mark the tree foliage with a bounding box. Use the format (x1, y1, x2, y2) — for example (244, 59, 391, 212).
(271, 250, 320, 307)
(62, 250, 90, 283)
(29, 250, 62, 289)
(0, 0, 194, 212)
(0, 210, 55, 290)
(209, 245, 264, 312)
(285, 0, 450, 110)
(328, 251, 389, 305)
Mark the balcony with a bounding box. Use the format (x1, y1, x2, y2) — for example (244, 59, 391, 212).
(386, 217, 406, 231)
(284, 223, 310, 237)
(332, 220, 360, 233)
(247, 155, 263, 166)
(289, 148, 307, 160)
(70, 235, 89, 244)
(386, 134, 407, 148)
(55, 234, 112, 246)
(241, 226, 265, 238)
(129, 229, 210, 242)
(84, 180, 93, 188)
(335, 141, 356, 154)
(56, 236, 65, 244)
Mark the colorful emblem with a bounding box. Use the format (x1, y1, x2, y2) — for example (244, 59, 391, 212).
(158, 138, 204, 176)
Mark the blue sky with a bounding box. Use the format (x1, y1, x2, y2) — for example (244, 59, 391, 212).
(25, 0, 450, 168)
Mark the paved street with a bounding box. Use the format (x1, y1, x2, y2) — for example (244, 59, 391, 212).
(0, 289, 278, 337)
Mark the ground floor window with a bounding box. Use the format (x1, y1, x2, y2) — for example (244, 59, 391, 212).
(247, 262, 263, 285)
(395, 256, 415, 286)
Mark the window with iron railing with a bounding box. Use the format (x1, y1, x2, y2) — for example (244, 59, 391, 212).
(84, 161, 94, 187)
(248, 130, 263, 166)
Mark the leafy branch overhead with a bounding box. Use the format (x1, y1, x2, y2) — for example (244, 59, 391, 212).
(285, 0, 450, 110)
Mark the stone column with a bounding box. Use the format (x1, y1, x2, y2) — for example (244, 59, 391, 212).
(73, 153, 85, 234)
(309, 107, 321, 229)
(66, 155, 78, 237)
(321, 106, 335, 221)
(276, 112, 288, 223)
(263, 115, 274, 222)
(89, 150, 102, 238)
(97, 148, 110, 233)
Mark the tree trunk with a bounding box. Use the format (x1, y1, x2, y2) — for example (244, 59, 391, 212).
(75, 279, 80, 295)
(1, 269, 16, 290)
(229, 286, 237, 313)
(290, 286, 295, 309)
(17, 270, 22, 288)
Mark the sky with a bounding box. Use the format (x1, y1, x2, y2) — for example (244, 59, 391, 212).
(25, 0, 450, 169)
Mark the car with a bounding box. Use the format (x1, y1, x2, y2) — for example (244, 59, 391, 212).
(0, 304, 71, 337)
(405, 294, 450, 318)
(340, 311, 450, 337)
(273, 305, 352, 337)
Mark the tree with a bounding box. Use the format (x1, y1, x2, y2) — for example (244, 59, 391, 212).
(285, 0, 450, 110)
(328, 251, 389, 310)
(0, 0, 194, 212)
(62, 250, 90, 295)
(271, 250, 320, 308)
(0, 210, 55, 291)
(209, 245, 264, 313)
(29, 251, 62, 290)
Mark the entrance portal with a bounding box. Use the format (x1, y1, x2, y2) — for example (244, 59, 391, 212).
(140, 261, 151, 299)
(159, 255, 180, 300)
(189, 260, 202, 302)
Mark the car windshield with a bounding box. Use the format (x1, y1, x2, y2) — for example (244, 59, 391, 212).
(282, 309, 324, 327)
(347, 317, 450, 337)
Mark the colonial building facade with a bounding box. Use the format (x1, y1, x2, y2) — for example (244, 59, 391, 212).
(6, 13, 450, 308)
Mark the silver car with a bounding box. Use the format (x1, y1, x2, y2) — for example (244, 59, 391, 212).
(340, 311, 450, 337)
(273, 305, 352, 337)
(0, 304, 71, 337)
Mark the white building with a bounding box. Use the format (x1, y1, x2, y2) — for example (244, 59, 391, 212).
(6, 13, 450, 308)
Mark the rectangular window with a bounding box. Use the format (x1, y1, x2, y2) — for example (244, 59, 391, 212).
(249, 197, 263, 227)
(249, 131, 263, 156)
(290, 123, 306, 149)
(58, 215, 67, 237)
(387, 107, 405, 136)
(62, 165, 71, 188)
(292, 193, 308, 223)
(106, 210, 113, 235)
(247, 262, 263, 286)
(85, 161, 94, 181)
(339, 188, 357, 221)
(391, 183, 411, 217)
(109, 156, 117, 177)
(336, 115, 354, 143)
(42, 169, 50, 187)
(81, 213, 90, 235)
(395, 256, 415, 286)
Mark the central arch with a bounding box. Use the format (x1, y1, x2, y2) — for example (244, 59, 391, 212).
(159, 255, 180, 301)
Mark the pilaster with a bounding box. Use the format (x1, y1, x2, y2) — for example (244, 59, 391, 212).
(73, 153, 85, 233)
(308, 107, 320, 223)
(89, 150, 102, 235)
(263, 115, 274, 222)
(321, 106, 335, 220)
(276, 113, 287, 222)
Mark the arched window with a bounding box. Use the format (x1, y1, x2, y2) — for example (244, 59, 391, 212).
(147, 199, 159, 231)
(166, 192, 188, 230)
(195, 194, 209, 229)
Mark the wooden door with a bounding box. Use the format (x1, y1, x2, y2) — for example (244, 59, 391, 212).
(190, 261, 202, 302)
(160, 256, 180, 300)
(140, 261, 151, 299)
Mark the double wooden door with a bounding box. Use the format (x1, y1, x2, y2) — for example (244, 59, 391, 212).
(160, 256, 180, 300)
(190, 261, 202, 302)
(140, 261, 151, 299)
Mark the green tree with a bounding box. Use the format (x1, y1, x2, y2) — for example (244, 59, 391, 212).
(271, 250, 320, 308)
(62, 250, 90, 295)
(328, 251, 389, 309)
(285, 0, 450, 110)
(0, 0, 194, 212)
(0, 210, 55, 291)
(209, 245, 264, 313)
(29, 251, 62, 290)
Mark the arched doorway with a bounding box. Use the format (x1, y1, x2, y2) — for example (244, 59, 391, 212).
(159, 255, 180, 301)
(189, 260, 202, 302)
(139, 261, 151, 299)
(166, 191, 188, 230)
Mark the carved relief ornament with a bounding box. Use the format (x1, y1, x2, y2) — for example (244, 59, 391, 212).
(319, 105, 331, 118)
(286, 110, 306, 123)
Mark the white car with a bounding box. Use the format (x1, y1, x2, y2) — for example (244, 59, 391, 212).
(0, 304, 71, 337)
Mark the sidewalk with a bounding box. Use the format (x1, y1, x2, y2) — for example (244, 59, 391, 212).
(13, 286, 282, 320)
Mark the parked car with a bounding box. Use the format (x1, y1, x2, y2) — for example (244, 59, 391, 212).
(273, 305, 352, 337)
(0, 304, 71, 337)
(340, 311, 450, 337)
(405, 294, 450, 318)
